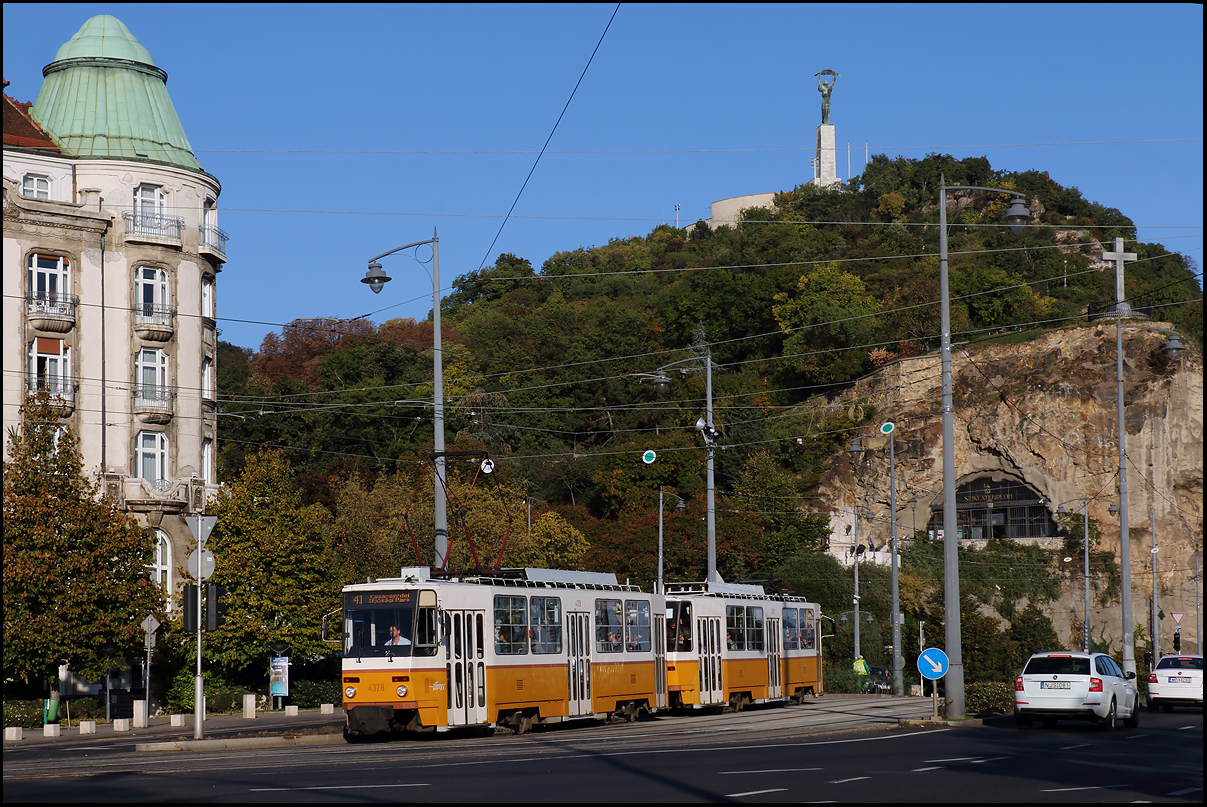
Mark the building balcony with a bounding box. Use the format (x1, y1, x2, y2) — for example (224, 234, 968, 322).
(199, 224, 229, 262)
(133, 384, 176, 424)
(27, 292, 79, 333)
(26, 376, 78, 415)
(122, 210, 183, 247)
(132, 303, 176, 341)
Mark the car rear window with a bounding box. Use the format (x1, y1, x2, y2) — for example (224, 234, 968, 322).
(1023, 656, 1090, 675)
(1155, 657, 1203, 670)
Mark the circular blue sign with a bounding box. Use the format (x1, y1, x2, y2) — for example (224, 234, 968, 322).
(917, 647, 950, 680)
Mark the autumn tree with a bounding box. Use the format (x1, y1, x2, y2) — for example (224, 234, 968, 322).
(773, 262, 880, 385)
(3, 392, 163, 701)
(205, 450, 339, 679)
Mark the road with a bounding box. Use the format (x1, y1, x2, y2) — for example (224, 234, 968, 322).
(3, 697, 1201, 802)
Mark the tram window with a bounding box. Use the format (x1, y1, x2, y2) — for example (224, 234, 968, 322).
(666, 602, 692, 652)
(494, 595, 528, 655)
(530, 596, 563, 654)
(801, 608, 816, 650)
(746, 607, 764, 652)
(414, 592, 438, 657)
(344, 592, 415, 657)
(783, 608, 799, 650)
(726, 606, 746, 651)
(624, 600, 651, 652)
(595, 598, 623, 653)
(476, 613, 484, 659)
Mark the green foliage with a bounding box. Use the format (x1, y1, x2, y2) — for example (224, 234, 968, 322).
(3, 392, 164, 684)
(206, 451, 340, 675)
(964, 682, 1015, 715)
(3, 700, 50, 730)
(290, 679, 342, 709)
(773, 262, 880, 385)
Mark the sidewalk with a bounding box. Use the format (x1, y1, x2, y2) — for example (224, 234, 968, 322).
(3, 706, 346, 750)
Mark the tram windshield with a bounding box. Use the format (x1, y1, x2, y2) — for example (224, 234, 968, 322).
(344, 591, 415, 658)
(666, 601, 692, 652)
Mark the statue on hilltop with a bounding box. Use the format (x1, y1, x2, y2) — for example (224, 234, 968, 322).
(816, 70, 838, 125)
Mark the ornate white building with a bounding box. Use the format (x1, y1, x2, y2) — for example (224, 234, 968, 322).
(3, 15, 228, 611)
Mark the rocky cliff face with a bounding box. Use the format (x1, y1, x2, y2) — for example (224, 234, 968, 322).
(816, 323, 1203, 655)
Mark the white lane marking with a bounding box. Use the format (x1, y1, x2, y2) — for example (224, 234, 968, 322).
(1040, 784, 1127, 792)
(720, 768, 822, 775)
(1124, 734, 1147, 739)
(1176, 725, 1196, 731)
(923, 756, 978, 762)
(970, 756, 1009, 764)
(826, 776, 870, 784)
(725, 789, 789, 798)
(1169, 787, 1202, 796)
(1060, 743, 1090, 749)
(250, 783, 429, 792)
(912, 766, 943, 772)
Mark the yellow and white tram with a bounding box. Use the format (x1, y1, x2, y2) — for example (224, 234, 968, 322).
(341, 567, 667, 737)
(665, 580, 822, 710)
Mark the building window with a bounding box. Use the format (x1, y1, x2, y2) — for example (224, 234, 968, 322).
(134, 184, 164, 221)
(926, 475, 1057, 540)
(202, 438, 213, 485)
(135, 266, 169, 314)
(201, 275, 215, 319)
(137, 431, 168, 487)
(27, 338, 70, 394)
(22, 174, 50, 199)
(28, 253, 70, 305)
(135, 348, 169, 398)
(201, 356, 214, 400)
(147, 530, 173, 610)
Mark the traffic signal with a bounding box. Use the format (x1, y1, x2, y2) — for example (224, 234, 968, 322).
(205, 583, 228, 631)
(1173, 628, 1181, 653)
(183, 583, 200, 632)
(1144, 649, 1153, 668)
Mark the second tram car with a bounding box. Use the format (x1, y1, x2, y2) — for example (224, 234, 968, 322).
(665, 580, 822, 710)
(341, 567, 666, 738)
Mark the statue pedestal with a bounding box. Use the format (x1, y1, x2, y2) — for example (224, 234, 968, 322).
(814, 124, 840, 187)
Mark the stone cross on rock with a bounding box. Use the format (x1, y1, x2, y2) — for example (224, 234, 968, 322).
(1101, 237, 1137, 316)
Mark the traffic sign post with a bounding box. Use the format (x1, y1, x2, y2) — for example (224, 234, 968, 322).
(918, 648, 950, 719)
(186, 515, 217, 740)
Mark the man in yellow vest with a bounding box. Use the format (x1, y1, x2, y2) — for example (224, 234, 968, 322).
(853, 655, 870, 693)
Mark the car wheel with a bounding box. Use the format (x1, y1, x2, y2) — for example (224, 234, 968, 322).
(1099, 699, 1117, 731)
(1123, 697, 1140, 728)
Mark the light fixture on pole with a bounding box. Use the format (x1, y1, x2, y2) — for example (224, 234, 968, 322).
(637, 342, 721, 584)
(658, 488, 686, 595)
(938, 175, 1033, 719)
(1057, 496, 1103, 652)
(361, 230, 449, 569)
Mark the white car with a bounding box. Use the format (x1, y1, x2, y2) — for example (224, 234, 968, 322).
(1014, 650, 1140, 730)
(1147, 655, 1203, 712)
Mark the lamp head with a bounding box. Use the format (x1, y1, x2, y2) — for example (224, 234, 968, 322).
(675, 499, 686, 512)
(651, 369, 671, 395)
(1108, 501, 1119, 516)
(362, 261, 391, 294)
(1164, 334, 1184, 360)
(1002, 197, 1034, 234)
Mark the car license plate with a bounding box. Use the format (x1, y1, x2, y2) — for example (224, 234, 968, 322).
(1168, 676, 1192, 683)
(1040, 681, 1070, 689)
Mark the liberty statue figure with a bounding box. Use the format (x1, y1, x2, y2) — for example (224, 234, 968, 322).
(816, 70, 838, 125)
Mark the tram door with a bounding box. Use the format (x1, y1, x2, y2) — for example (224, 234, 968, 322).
(567, 611, 592, 716)
(766, 617, 782, 700)
(445, 610, 486, 726)
(697, 615, 724, 705)
(653, 611, 667, 709)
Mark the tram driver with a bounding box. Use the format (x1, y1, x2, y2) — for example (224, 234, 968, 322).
(385, 624, 411, 647)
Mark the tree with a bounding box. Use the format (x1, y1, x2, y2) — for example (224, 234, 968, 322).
(3, 392, 163, 697)
(502, 511, 589, 569)
(206, 450, 339, 679)
(773, 262, 880, 385)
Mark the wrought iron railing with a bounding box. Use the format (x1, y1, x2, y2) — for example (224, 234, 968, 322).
(200, 224, 229, 255)
(133, 384, 176, 412)
(132, 302, 177, 328)
(25, 375, 78, 400)
(27, 291, 79, 318)
(123, 210, 183, 240)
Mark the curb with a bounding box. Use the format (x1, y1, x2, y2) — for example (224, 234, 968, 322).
(898, 718, 984, 728)
(136, 732, 346, 752)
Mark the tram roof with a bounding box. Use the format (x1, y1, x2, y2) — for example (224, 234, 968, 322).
(346, 566, 643, 593)
(665, 580, 814, 603)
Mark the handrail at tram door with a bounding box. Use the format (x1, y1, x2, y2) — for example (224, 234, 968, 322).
(321, 608, 341, 644)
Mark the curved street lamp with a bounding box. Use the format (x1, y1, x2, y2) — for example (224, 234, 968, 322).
(360, 230, 449, 569)
(658, 488, 687, 595)
(938, 176, 1034, 719)
(1055, 496, 1115, 652)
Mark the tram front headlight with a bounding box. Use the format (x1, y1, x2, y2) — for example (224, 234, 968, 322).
(396, 685, 408, 698)
(345, 686, 356, 699)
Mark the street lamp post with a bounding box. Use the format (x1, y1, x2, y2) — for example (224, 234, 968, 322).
(361, 230, 448, 569)
(1056, 497, 1098, 652)
(658, 488, 686, 595)
(938, 175, 1033, 719)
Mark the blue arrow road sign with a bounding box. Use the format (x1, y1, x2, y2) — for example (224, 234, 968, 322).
(918, 647, 950, 680)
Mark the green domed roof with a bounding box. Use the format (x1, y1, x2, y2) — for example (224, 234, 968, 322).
(30, 15, 204, 173)
(52, 15, 155, 66)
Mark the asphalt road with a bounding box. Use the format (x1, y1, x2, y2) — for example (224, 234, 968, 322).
(3, 697, 1201, 802)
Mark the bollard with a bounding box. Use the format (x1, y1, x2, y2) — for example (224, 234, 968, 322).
(243, 693, 257, 719)
(43, 723, 61, 738)
(133, 700, 148, 728)
(6, 727, 25, 741)
(113, 719, 131, 732)
(320, 703, 334, 714)
(170, 714, 187, 727)
(79, 720, 97, 734)
(284, 705, 299, 716)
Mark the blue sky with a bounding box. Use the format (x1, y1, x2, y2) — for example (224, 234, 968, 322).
(5, 3, 1202, 352)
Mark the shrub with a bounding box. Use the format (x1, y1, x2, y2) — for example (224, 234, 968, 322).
(964, 681, 1014, 716)
(290, 679, 341, 709)
(3, 699, 50, 729)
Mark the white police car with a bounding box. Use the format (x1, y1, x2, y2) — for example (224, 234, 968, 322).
(1014, 650, 1139, 730)
(1147, 655, 1203, 712)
